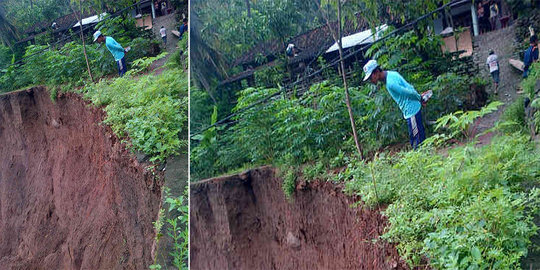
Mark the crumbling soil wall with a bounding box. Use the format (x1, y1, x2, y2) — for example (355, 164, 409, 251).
(190, 166, 409, 270)
(0, 87, 161, 269)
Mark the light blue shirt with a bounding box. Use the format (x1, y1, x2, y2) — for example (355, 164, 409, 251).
(105, 36, 125, 61)
(385, 71, 421, 119)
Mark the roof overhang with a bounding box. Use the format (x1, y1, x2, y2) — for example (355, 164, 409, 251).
(73, 13, 108, 28)
(326, 24, 387, 53)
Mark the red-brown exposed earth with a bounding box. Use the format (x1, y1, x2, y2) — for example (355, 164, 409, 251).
(0, 87, 162, 269)
(190, 166, 409, 270)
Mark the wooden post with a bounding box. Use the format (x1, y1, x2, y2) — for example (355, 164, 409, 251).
(72, 2, 94, 83)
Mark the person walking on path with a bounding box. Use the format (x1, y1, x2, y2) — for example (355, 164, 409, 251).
(486, 50, 500, 94)
(363, 59, 427, 149)
(523, 35, 538, 78)
(160, 26, 167, 45)
(93, 31, 128, 77)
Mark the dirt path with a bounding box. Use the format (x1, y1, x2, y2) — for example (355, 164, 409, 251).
(471, 23, 540, 269)
(150, 13, 184, 73)
(472, 24, 523, 146)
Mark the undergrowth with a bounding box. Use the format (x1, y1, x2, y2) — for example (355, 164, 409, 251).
(191, 73, 475, 180)
(521, 62, 540, 134)
(343, 134, 540, 269)
(150, 187, 189, 270)
(500, 96, 528, 134)
(78, 64, 188, 163)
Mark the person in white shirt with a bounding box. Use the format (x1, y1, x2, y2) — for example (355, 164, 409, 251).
(486, 50, 500, 94)
(160, 26, 167, 45)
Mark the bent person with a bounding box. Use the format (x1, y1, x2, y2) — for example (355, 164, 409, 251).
(93, 31, 128, 77)
(523, 35, 538, 78)
(363, 59, 426, 149)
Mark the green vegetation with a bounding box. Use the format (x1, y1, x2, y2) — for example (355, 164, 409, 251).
(190, 1, 540, 269)
(78, 60, 187, 162)
(0, 13, 159, 93)
(500, 96, 528, 134)
(191, 0, 324, 62)
(521, 62, 540, 134)
(151, 187, 189, 270)
(191, 68, 481, 180)
(522, 62, 540, 100)
(343, 134, 540, 269)
(150, 191, 188, 270)
(433, 101, 503, 141)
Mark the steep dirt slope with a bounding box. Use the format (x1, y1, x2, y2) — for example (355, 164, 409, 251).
(190, 166, 409, 270)
(0, 87, 162, 270)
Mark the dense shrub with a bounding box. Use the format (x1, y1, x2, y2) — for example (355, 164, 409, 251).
(0, 13, 161, 93)
(80, 65, 188, 162)
(0, 35, 160, 93)
(0, 45, 13, 68)
(344, 134, 540, 269)
(191, 72, 476, 180)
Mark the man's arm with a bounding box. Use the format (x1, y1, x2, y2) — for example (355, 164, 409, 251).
(392, 74, 421, 101)
(108, 38, 125, 53)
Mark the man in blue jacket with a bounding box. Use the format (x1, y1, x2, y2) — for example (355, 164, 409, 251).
(363, 59, 426, 149)
(93, 31, 128, 77)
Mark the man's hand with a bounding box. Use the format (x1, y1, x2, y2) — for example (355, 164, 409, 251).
(421, 90, 433, 106)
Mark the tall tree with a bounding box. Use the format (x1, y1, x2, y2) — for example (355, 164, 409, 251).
(246, 0, 251, 17)
(190, 11, 228, 93)
(71, 0, 93, 82)
(0, 5, 19, 48)
(316, 0, 364, 159)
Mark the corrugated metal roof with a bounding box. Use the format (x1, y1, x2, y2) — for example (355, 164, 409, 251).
(325, 24, 387, 53)
(73, 13, 108, 28)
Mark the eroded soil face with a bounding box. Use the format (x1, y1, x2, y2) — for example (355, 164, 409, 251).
(190, 166, 409, 270)
(0, 87, 161, 269)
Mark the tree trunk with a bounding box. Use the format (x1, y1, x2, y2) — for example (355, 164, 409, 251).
(315, 0, 364, 159)
(72, 3, 94, 83)
(446, 6, 459, 52)
(246, 0, 251, 18)
(337, 0, 364, 160)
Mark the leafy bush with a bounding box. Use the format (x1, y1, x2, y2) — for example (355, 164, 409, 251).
(0, 29, 160, 93)
(0, 45, 13, 68)
(522, 62, 539, 100)
(520, 62, 540, 134)
(254, 60, 286, 88)
(344, 134, 540, 268)
(80, 65, 188, 162)
(434, 101, 503, 140)
(281, 165, 297, 201)
(500, 96, 528, 134)
(150, 187, 189, 270)
(127, 37, 161, 62)
(191, 69, 481, 181)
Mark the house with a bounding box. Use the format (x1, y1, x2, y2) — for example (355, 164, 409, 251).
(220, 0, 509, 90)
(433, 0, 512, 57)
(220, 18, 369, 88)
(17, 10, 97, 45)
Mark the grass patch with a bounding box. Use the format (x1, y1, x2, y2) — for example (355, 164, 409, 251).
(78, 66, 188, 163)
(343, 134, 540, 269)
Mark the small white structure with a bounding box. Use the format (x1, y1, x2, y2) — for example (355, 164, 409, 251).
(73, 13, 108, 28)
(326, 24, 388, 53)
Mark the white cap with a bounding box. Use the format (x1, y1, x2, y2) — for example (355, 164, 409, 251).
(93, 31, 102, 42)
(363, 59, 378, 81)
